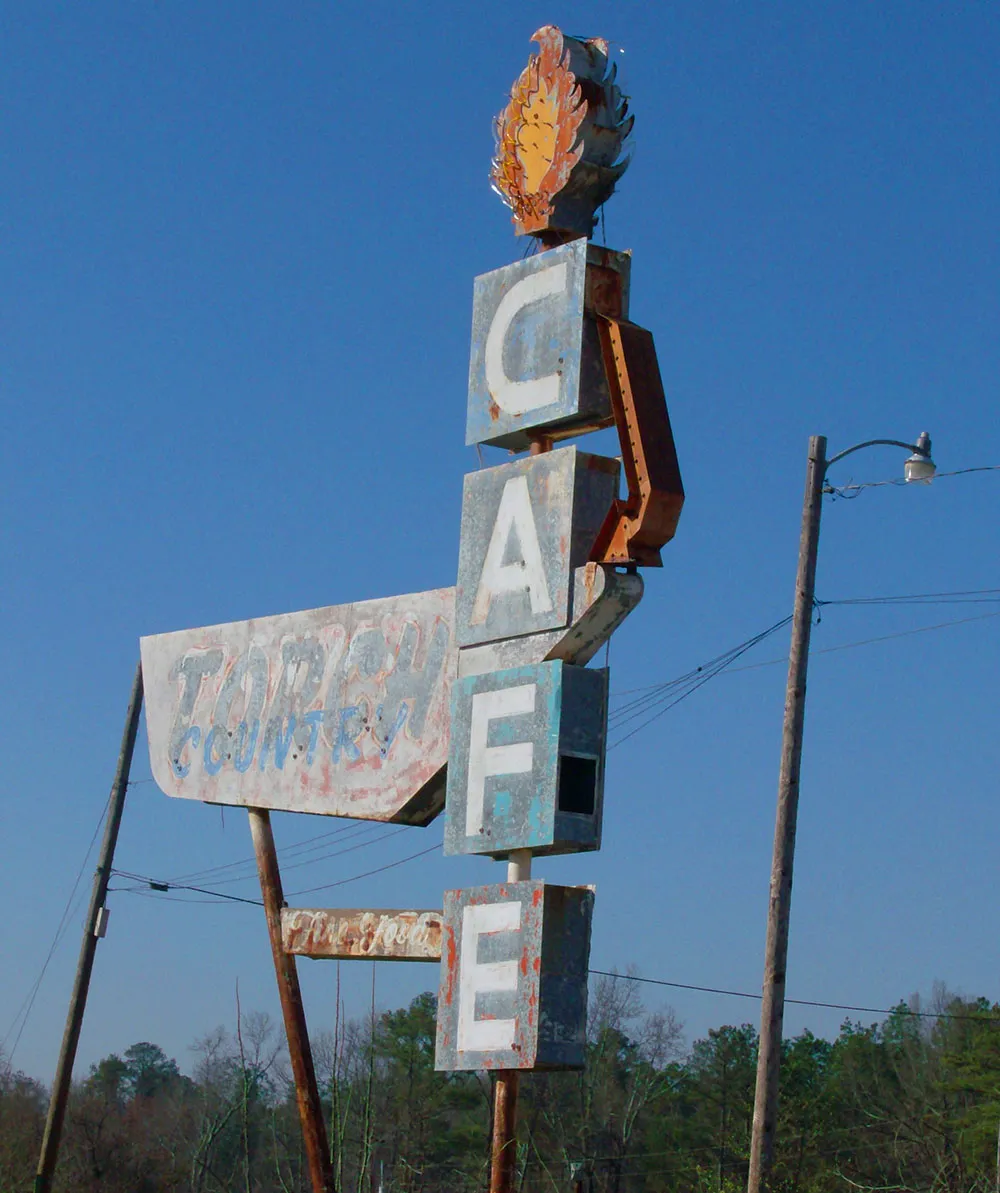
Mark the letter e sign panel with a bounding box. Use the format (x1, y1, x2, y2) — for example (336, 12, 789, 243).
(435, 881, 593, 1072)
(466, 238, 631, 450)
(444, 660, 608, 858)
(456, 446, 619, 648)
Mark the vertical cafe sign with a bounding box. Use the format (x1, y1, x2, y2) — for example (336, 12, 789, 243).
(434, 25, 684, 1081)
(136, 23, 684, 1193)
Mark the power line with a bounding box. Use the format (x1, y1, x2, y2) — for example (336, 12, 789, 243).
(607, 616, 794, 749)
(590, 970, 1000, 1025)
(285, 843, 441, 897)
(2, 795, 111, 1067)
(108, 837, 442, 906)
(186, 824, 407, 888)
(825, 464, 1000, 497)
(725, 609, 1000, 676)
(609, 603, 1000, 704)
(110, 870, 264, 906)
(166, 818, 383, 885)
(107, 869, 999, 1027)
(820, 587, 1000, 606)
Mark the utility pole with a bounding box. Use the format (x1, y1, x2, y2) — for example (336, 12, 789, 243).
(35, 662, 144, 1193)
(747, 436, 826, 1193)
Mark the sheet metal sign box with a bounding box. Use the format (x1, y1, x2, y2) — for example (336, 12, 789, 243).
(455, 446, 619, 648)
(140, 589, 455, 824)
(435, 881, 593, 1071)
(466, 239, 631, 451)
(282, 908, 442, 963)
(444, 660, 607, 859)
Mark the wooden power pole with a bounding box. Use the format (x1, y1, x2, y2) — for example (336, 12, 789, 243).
(35, 662, 144, 1193)
(747, 436, 827, 1193)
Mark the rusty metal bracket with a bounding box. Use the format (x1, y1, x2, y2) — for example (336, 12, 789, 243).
(589, 316, 685, 567)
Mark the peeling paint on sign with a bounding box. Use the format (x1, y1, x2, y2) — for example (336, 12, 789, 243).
(435, 881, 593, 1071)
(466, 239, 631, 450)
(141, 589, 456, 823)
(281, 908, 442, 962)
(444, 660, 608, 859)
(456, 447, 619, 648)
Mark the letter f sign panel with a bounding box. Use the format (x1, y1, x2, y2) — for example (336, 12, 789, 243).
(444, 660, 608, 859)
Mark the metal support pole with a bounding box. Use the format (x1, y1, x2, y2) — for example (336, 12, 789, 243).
(747, 435, 827, 1193)
(488, 849, 532, 1193)
(35, 661, 144, 1193)
(490, 1070, 520, 1193)
(248, 808, 334, 1193)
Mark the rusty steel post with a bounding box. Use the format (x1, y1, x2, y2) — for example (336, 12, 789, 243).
(35, 662, 144, 1193)
(490, 1070, 521, 1193)
(248, 808, 335, 1193)
(748, 436, 827, 1193)
(487, 848, 532, 1193)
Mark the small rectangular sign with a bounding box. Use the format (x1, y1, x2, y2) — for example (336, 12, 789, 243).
(444, 660, 607, 858)
(281, 908, 442, 962)
(435, 881, 593, 1072)
(466, 240, 631, 450)
(455, 447, 619, 648)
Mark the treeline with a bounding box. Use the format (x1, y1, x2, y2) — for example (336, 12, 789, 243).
(3, 977, 999, 1192)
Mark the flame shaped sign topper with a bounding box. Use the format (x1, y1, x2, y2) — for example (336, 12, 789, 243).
(491, 26, 634, 245)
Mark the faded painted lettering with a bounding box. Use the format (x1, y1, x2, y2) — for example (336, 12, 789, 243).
(457, 901, 521, 1053)
(484, 261, 568, 414)
(470, 475, 553, 625)
(465, 684, 536, 836)
(141, 588, 457, 820)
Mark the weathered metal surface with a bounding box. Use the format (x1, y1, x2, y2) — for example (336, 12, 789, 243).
(445, 661, 607, 859)
(249, 810, 334, 1193)
(435, 881, 593, 1072)
(281, 908, 443, 962)
(491, 26, 633, 243)
(141, 589, 456, 824)
(466, 240, 630, 450)
(456, 447, 619, 648)
(457, 564, 643, 678)
(590, 318, 685, 567)
(490, 1071, 520, 1193)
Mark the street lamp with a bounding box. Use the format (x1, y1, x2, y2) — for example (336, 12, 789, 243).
(746, 431, 934, 1193)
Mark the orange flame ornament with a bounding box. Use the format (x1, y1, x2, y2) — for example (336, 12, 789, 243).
(491, 26, 633, 244)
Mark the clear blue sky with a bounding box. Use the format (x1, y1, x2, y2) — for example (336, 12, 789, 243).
(2, 1, 998, 1082)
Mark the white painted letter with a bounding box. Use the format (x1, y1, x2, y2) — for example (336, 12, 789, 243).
(465, 684, 536, 836)
(457, 901, 522, 1053)
(485, 262, 568, 414)
(470, 475, 553, 625)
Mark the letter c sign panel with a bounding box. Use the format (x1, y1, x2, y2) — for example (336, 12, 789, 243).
(466, 238, 628, 450)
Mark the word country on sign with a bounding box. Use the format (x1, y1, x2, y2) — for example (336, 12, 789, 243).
(141, 589, 455, 823)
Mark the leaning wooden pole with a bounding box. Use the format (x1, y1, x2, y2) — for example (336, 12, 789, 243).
(747, 435, 827, 1193)
(35, 661, 144, 1193)
(248, 808, 335, 1193)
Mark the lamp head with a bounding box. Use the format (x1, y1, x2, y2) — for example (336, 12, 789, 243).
(904, 431, 935, 483)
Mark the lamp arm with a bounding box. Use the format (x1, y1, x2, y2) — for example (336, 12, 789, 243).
(824, 438, 929, 474)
